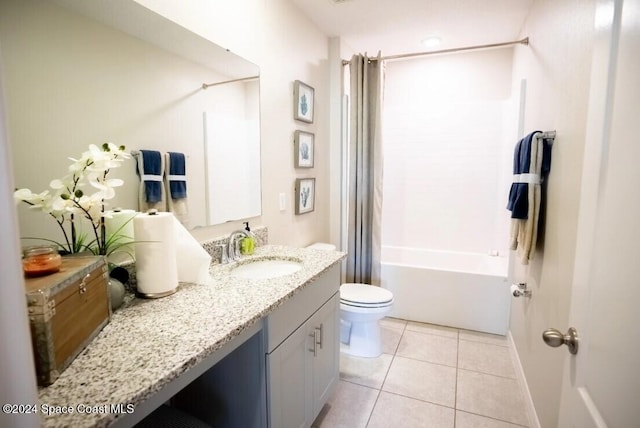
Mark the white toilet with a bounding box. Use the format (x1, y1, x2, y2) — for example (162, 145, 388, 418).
(306, 243, 394, 358)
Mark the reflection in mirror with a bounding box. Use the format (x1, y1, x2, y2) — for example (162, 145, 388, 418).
(1, 0, 262, 240)
(203, 77, 261, 225)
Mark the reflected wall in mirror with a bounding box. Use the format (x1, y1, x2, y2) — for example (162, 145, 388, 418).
(203, 78, 261, 224)
(0, 0, 261, 246)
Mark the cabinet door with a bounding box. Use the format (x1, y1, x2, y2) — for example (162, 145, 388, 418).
(266, 321, 313, 428)
(310, 294, 340, 418)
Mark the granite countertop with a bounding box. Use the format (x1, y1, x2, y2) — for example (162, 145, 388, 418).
(37, 245, 346, 428)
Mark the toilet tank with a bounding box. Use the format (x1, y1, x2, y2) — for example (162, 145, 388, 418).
(306, 243, 337, 251)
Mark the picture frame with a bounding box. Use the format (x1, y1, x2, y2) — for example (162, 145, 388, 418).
(295, 178, 315, 215)
(293, 80, 314, 123)
(294, 130, 314, 168)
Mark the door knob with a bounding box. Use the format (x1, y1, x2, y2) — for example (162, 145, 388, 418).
(542, 327, 579, 355)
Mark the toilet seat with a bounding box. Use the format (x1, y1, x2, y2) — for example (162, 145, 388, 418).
(340, 283, 394, 308)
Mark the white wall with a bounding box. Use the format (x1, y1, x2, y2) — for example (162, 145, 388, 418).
(509, 1, 596, 426)
(0, 43, 40, 428)
(382, 49, 514, 255)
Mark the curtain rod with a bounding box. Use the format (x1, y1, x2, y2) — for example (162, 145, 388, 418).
(341, 37, 529, 65)
(202, 75, 259, 89)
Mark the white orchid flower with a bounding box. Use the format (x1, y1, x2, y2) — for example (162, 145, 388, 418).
(105, 142, 132, 160)
(68, 150, 93, 173)
(85, 172, 123, 199)
(16, 142, 129, 255)
(14, 188, 35, 203)
(87, 159, 120, 172)
(51, 196, 74, 212)
(49, 178, 74, 191)
(14, 188, 52, 208)
(75, 194, 104, 226)
(47, 203, 67, 220)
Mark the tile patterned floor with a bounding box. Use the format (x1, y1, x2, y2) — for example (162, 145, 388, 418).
(313, 318, 530, 428)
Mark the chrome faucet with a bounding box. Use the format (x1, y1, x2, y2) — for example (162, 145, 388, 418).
(227, 230, 250, 262)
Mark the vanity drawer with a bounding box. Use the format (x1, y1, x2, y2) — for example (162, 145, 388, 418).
(265, 263, 340, 353)
(24, 256, 111, 386)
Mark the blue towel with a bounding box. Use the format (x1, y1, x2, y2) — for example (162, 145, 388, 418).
(167, 152, 187, 199)
(138, 150, 163, 203)
(507, 131, 552, 219)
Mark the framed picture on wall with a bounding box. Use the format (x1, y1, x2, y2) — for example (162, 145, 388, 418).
(294, 130, 314, 168)
(293, 80, 314, 123)
(295, 178, 315, 214)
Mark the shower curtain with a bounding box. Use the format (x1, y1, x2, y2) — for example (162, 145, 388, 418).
(346, 53, 384, 285)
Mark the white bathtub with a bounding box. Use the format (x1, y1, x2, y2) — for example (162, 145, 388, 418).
(380, 246, 510, 335)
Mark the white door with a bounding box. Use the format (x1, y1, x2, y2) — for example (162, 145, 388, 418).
(557, 0, 640, 426)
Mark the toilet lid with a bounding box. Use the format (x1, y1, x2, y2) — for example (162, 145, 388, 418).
(340, 283, 393, 307)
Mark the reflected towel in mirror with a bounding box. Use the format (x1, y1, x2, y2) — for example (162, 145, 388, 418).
(135, 149, 166, 212)
(165, 152, 189, 227)
(167, 152, 187, 198)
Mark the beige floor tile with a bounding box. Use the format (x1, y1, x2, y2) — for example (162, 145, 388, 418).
(382, 356, 457, 407)
(312, 380, 379, 428)
(340, 352, 393, 389)
(455, 410, 528, 427)
(396, 330, 458, 367)
(406, 321, 459, 339)
(381, 319, 405, 355)
(368, 391, 455, 428)
(456, 369, 528, 426)
(459, 329, 509, 347)
(380, 317, 408, 331)
(458, 340, 516, 378)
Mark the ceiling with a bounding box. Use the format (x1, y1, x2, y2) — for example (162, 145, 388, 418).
(290, 0, 534, 57)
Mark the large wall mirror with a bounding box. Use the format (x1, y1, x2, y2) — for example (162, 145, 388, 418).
(1, 0, 261, 245)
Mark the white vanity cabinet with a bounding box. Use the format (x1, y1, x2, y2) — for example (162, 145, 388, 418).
(265, 264, 340, 428)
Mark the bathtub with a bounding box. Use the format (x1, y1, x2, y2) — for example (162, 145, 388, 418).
(380, 246, 510, 335)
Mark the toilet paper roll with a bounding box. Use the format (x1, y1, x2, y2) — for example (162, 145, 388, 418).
(173, 216, 211, 284)
(134, 212, 178, 297)
(105, 209, 137, 264)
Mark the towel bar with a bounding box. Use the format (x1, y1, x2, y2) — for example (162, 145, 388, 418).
(537, 130, 556, 143)
(130, 150, 189, 159)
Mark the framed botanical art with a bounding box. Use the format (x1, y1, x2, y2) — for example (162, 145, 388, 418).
(295, 178, 315, 214)
(294, 130, 314, 168)
(293, 80, 314, 123)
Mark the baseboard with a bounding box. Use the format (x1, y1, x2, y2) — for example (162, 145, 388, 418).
(508, 331, 541, 428)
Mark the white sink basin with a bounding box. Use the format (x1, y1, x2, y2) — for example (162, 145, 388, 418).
(230, 258, 303, 279)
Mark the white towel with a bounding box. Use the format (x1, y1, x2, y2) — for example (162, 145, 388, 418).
(510, 131, 543, 264)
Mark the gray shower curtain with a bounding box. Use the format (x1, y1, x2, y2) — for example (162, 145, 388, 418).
(346, 53, 384, 285)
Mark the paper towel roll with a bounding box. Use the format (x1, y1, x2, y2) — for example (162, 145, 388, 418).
(172, 216, 212, 284)
(134, 212, 178, 297)
(105, 209, 137, 264)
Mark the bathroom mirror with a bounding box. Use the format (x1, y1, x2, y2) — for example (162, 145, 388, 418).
(203, 79, 261, 224)
(56, 0, 263, 227)
(2, 0, 261, 239)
